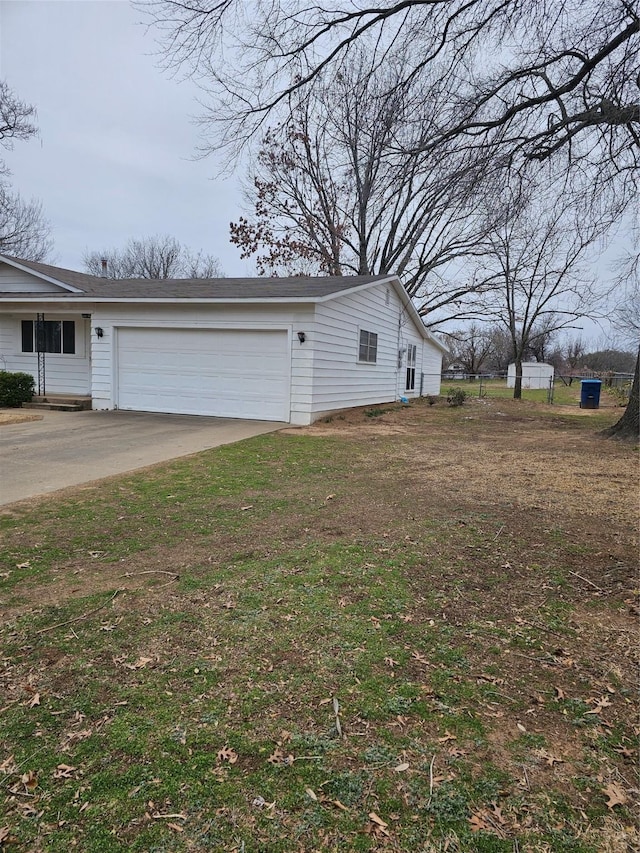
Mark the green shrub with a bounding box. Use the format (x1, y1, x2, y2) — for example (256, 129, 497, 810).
(364, 407, 393, 418)
(447, 387, 467, 407)
(0, 371, 35, 407)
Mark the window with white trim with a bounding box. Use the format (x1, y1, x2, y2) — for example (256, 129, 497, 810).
(406, 344, 417, 390)
(358, 329, 378, 363)
(21, 320, 76, 354)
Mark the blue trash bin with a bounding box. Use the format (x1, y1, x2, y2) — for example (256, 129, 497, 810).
(580, 379, 602, 409)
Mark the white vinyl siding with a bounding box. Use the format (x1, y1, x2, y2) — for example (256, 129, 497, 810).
(0, 266, 68, 293)
(309, 283, 443, 417)
(0, 313, 91, 394)
(310, 283, 400, 413)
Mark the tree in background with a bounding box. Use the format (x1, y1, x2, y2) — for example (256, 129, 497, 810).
(83, 235, 223, 279)
(472, 183, 608, 399)
(229, 54, 498, 327)
(443, 324, 495, 376)
(0, 80, 52, 260)
(583, 349, 637, 374)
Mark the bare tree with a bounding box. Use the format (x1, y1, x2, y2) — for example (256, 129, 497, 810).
(473, 183, 609, 399)
(443, 324, 495, 375)
(140, 0, 639, 191)
(0, 186, 52, 261)
(0, 80, 37, 174)
(564, 336, 586, 372)
(0, 81, 52, 261)
(230, 54, 499, 327)
(83, 235, 223, 279)
(526, 315, 559, 364)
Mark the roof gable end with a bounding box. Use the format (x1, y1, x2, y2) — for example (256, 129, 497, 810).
(0, 255, 85, 294)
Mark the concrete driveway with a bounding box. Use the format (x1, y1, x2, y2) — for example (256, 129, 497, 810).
(0, 410, 284, 506)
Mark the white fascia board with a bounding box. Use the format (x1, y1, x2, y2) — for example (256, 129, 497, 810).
(0, 256, 84, 293)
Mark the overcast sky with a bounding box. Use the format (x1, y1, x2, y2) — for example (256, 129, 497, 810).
(0, 0, 247, 274)
(0, 0, 628, 346)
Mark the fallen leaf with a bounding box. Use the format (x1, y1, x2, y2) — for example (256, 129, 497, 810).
(27, 693, 41, 708)
(535, 749, 564, 767)
(393, 762, 410, 772)
(369, 812, 388, 827)
(437, 731, 456, 743)
(20, 770, 38, 792)
(0, 755, 16, 774)
(16, 561, 31, 569)
(586, 695, 612, 715)
(123, 656, 153, 670)
(603, 782, 628, 810)
(267, 748, 294, 766)
(217, 746, 238, 764)
(469, 813, 490, 832)
(554, 686, 567, 700)
(305, 787, 318, 801)
(489, 802, 506, 825)
(167, 823, 184, 832)
(53, 764, 77, 779)
(516, 722, 527, 733)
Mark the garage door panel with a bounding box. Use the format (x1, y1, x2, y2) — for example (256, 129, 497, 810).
(117, 328, 289, 421)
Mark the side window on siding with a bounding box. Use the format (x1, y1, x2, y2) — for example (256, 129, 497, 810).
(62, 321, 75, 354)
(406, 344, 417, 390)
(21, 320, 34, 352)
(359, 330, 378, 363)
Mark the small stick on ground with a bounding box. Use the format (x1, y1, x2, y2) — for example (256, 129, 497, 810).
(36, 589, 122, 634)
(119, 570, 180, 578)
(428, 755, 435, 797)
(568, 570, 604, 593)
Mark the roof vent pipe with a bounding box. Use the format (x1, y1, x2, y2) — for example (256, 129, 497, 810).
(100, 258, 108, 277)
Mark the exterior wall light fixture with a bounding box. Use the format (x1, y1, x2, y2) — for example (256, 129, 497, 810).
(297, 332, 306, 344)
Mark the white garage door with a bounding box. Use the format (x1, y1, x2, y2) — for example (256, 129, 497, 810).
(116, 327, 290, 421)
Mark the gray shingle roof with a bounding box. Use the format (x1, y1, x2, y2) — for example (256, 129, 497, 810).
(1, 256, 391, 300)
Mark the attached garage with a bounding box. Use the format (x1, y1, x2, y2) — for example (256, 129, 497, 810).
(115, 327, 291, 421)
(0, 256, 449, 425)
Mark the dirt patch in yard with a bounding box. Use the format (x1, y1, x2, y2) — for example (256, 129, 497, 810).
(0, 409, 42, 425)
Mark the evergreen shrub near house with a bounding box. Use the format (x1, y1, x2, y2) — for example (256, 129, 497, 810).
(447, 387, 467, 407)
(0, 371, 35, 407)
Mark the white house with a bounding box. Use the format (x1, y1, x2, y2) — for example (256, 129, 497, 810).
(507, 362, 554, 390)
(0, 255, 447, 425)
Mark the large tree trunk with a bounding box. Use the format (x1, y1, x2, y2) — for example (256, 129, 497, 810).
(602, 346, 639, 441)
(513, 356, 523, 400)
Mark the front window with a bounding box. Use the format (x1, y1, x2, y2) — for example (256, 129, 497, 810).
(21, 320, 76, 354)
(359, 329, 378, 363)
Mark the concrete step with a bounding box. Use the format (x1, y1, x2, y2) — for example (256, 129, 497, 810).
(23, 397, 92, 412)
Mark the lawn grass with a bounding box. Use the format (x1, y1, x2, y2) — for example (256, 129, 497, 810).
(0, 396, 637, 852)
(452, 378, 623, 407)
